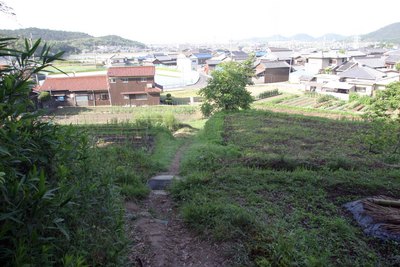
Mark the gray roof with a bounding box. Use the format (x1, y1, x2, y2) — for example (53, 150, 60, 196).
(206, 60, 221, 65)
(262, 61, 290, 69)
(354, 57, 386, 68)
(385, 54, 400, 64)
(155, 55, 172, 61)
(335, 61, 357, 72)
(339, 65, 386, 80)
(270, 51, 294, 60)
(231, 51, 249, 60)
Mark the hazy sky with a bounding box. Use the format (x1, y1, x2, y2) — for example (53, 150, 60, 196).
(1, 0, 399, 44)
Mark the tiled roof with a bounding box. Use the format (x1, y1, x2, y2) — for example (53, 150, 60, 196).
(262, 61, 290, 69)
(107, 66, 155, 77)
(339, 65, 386, 80)
(192, 53, 212, 59)
(206, 60, 222, 65)
(40, 75, 108, 91)
(335, 61, 357, 72)
(385, 54, 400, 64)
(355, 57, 386, 68)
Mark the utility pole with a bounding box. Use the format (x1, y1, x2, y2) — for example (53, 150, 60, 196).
(29, 33, 40, 86)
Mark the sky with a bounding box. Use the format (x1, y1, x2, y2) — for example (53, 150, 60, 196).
(1, 0, 400, 44)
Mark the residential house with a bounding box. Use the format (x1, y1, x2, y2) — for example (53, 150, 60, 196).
(230, 51, 249, 61)
(384, 50, 400, 70)
(304, 51, 347, 74)
(353, 56, 387, 70)
(190, 53, 213, 67)
(205, 59, 222, 74)
(304, 64, 399, 99)
(40, 66, 161, 107)
(339, 65, 398, 96)
(107, 66, 161, 106)
(254, 61, 290, 84)
(204, 54, 231, 74)
(40, 75, 110, 106)
(261, 49, 295, 65)
(152, 54, 177, 66)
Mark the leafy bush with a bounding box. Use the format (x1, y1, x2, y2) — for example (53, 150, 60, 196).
(317, 94, 338, 103)
(0, 38, 126, 266)
(257, 89, 281, 100)
(38, 91, 51, 102)
(135, 111, 179, 131)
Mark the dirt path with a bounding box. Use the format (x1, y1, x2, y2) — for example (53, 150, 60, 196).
(125, 140, 228, 267)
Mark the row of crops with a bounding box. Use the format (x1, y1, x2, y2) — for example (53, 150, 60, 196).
(276, 95, 367, 112)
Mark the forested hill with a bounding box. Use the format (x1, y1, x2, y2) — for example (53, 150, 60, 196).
(362, 22, 400, 42)
(0, 27, 147, 54)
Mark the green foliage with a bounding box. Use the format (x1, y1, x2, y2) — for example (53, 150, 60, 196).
(171, 110, 400, 266)
(396, 63, 400, 71)
(367, 82, 400, 120)
(135, 111, 179, 131)
(199, 58, 255, 116)
(38, 91, 51, 102)
(349, 92, 372, 105)
(257, 89, 281, 100)
(0, 28, 146, 54)
(317, 94, 338, 103)
(181, 200, 259, 241)
(164, 93, 173, 105)
(0, 38, 127, 266)
(360, 82, 400, 156)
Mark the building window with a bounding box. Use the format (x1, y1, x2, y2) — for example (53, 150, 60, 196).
(122, 78, 129, 83)
(55, 96, 65, 102)
(133, 94, 148, 100)
(88, 94, 94, 101)
(355, 86, 366, 93)
(100, 93, 109, 100)
(123, 95, 129, 100)
(147, 83, 153, 88)
(141, 77, 147, 82)
(109, 78, 116, 83)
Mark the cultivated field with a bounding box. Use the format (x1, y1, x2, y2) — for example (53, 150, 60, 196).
(171, 110, 400, 266)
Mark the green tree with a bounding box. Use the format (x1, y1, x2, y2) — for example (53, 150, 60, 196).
(199, 57, 255, 117)
(368, 82, 400, 120)
(362, 82, 400, 155)
(395, 63, 400, 72)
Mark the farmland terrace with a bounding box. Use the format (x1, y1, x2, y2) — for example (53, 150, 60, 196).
(170, 109, 400, 266)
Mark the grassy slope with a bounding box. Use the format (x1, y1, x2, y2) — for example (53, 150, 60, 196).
(171, 110, 400, 266)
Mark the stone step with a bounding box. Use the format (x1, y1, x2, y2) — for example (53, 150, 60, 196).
(147, 175, 181, 190)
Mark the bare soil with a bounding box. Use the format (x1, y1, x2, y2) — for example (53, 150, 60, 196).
(125, 140, 228, 267)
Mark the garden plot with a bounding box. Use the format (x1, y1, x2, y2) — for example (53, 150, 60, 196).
(84, 125, 155, 151)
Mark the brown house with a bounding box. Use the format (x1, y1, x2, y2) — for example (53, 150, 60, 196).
(255, 61, 290, 83)
(40, 65, 161, 107)
(107, 66, 161, 106)
(40, 75, 110, 106)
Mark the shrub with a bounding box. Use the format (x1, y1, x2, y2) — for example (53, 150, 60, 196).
(257, 89, 281, 100)
(0, 38, 126, 266)
(38, 91, 51, 102)
(317, 94, 338, 103)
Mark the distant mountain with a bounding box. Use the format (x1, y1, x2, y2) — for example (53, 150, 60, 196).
(0, 27, 91, 40)
(362, 22, 400, 42)
(289, 34, 315, 42)
(0, 27, 147, 54)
